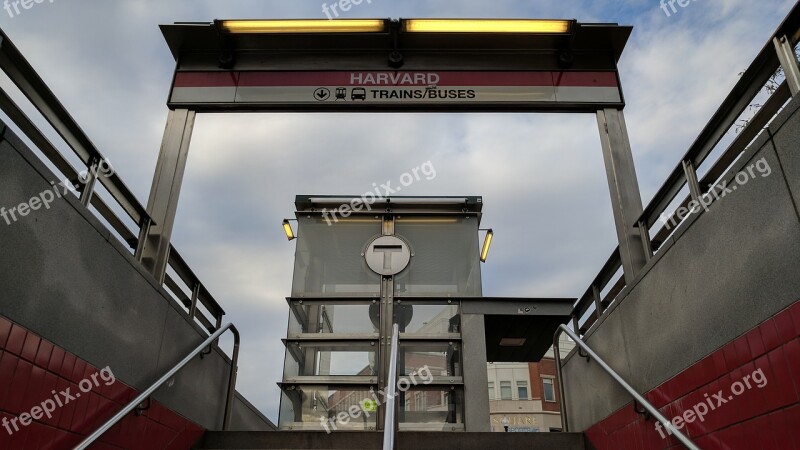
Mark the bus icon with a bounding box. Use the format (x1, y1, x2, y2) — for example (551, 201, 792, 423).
(351, 88, 367, 101)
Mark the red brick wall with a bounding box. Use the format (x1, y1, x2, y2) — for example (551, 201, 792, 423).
(529, 359, 560, 413)
(0, 315, 204, 449)
(584, 300, 800, 450)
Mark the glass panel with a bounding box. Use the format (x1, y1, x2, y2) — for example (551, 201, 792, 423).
(500, 381, 512, 400)
(488, 382, 495, 400)
(288, 301, 379, 336)
(292, 216, 381, 297)
(399, 341, 461, 377)
(394, 216, 482, 296)
(394, 302, 460, 335)
(279, 386, 378, 430)
(543, 379, 556, 402)
(283, 342, 378, 378)
(399, 388, 464, 426)
(517, 381, 528, 400)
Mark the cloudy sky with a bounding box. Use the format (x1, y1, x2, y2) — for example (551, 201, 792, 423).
(0, 0, 794, 423)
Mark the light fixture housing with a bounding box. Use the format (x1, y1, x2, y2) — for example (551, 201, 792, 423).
(282, 219, 296, 241)
(220, 19, 387, 34)
(499, 338, 527, 347)
(480, 228, 493, 263)
(404, 19, 572, 34)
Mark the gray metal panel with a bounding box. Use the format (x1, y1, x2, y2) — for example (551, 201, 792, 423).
(460, 314, 490, 432)
(150, 311, 230, 429)
(562, 99, 800, 431)
(230, 392, 277, 431)
(0, 139, 167, 387)
(770, 92, 800, 215)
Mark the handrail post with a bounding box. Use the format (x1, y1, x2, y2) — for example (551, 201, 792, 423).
(555, 325, 700, 450)
(222, 325, 240, 429)
(552, 328, 569, 432)
(774, 35, 800, 96)
(382, 323, 399, 450)
(74, 323, 240, 450)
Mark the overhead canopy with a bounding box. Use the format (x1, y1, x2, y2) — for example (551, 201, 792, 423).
(160, 19, 632, 112)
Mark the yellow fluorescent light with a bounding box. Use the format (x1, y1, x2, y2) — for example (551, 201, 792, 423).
(221, 19, 386, 34)
(283, 219, 296, 241)
(405, 19, 571, 34)
(480, 229, 493, 263)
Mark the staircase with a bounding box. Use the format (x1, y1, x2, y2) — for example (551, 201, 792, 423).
(194, 431, 588, 450)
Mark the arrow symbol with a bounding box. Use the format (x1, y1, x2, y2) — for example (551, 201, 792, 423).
(314, 88, 330, 101)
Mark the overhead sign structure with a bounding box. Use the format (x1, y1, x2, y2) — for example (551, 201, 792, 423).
(169, 70, 622, 110)
(159, 18, 632, 113)
(143, 18, 644, 287)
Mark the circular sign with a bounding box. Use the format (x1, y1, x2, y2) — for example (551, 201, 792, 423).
(364, 236, 411, 276)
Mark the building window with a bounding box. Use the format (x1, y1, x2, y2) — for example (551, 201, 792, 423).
(500, 381, 512, 400)
(488, 382, 494, 400)
(543, 378, 556, 402)
(517, 381, 528, 400)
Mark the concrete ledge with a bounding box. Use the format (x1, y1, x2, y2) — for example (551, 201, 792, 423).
(197, 431, 586, 450)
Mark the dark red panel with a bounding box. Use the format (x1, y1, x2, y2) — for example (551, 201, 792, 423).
(759, 319, 781, 353)
(790, 301, 800, 333)
(6, 325, 27, 356)
(774, 309, 797, 342)
(0, 317, 12, 349)
(20, 332, 40, 363)
(0, 317, 206, 449)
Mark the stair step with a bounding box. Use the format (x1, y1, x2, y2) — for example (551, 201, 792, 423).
(196, 431, 586, 450)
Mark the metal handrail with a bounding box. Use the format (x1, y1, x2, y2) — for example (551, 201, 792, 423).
(382, 323, 399, 450)
(553, 325, 699, 450)
(74, 323, 240, 450)
(0, 27, 226, 331)
(571, 1, 800, 337)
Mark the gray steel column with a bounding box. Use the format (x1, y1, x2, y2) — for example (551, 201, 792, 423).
(137, 109, 196, 283)
(597, 109, 648, 284)
(461, 313, 490, 432)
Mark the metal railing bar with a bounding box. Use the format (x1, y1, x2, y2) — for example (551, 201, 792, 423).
(382, 323, 399, 450)
(74, 323, 240, 450)
(0, 90, 144, 253)
(168, 248, 226, 318)
(636, 2, 800, 230)
(0, 87, 79, 183)
(576, 79, 791, 332)
(645, 79, 791, 253)
(573, 248, 621, 319)
(0, 29, 153, 230)
(553, 325, 700, 450)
